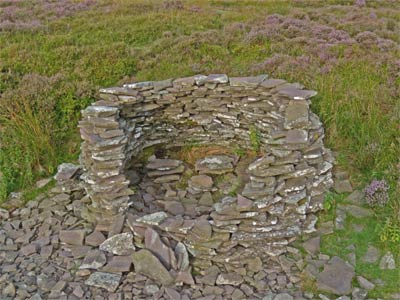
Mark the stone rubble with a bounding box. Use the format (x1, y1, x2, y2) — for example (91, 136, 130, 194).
(0, 75, 390, 300)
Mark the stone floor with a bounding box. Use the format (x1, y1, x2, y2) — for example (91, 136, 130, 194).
(0, 154, 394, 300)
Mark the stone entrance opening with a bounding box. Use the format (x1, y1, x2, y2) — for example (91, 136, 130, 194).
(78, 74, 334, 280)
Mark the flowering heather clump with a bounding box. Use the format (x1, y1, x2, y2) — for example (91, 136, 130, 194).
(354, 0, 367, 7)
(0, 0, 96, 31)
(364, 179, 390, 207)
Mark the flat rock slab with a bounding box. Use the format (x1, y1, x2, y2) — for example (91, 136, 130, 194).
(303, 236, 320, 256)
(137, 211, 168, 226)
(146, 158, 182, 170)
(189, 175, 213, 189)
(362, 245, 379, 263)
(229, 75, 267, 87)
(85, 230, 106, 246)
(338, 204, 373, 218)
(145, 227, 176, 269)
(195, 155, 234, 175)
(132, 249, 174, 286)
(99, 232, 135, 255)
(333, 180, 353, 193)
(357, 276, 375, 290)
(54, 163, 81, 181)
(59, 230, 86, 246)
(216, 273, 243, 286)
(102, 255, 132, 273)
(85, 272, 121, 292)
(316, 256, 355, 295)
(345, 190, 364, 204)
(274, 293, 294, 300)
(79, 250, 106, 269)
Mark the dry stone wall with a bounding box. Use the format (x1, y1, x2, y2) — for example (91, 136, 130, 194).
(79, 74, 334, 267)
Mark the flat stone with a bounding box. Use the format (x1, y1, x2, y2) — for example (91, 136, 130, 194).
(231, 288, 245, 300)
(176, 268, 195, 285)
(250, 164, 294, 177)
(59, 230, 86, 246)
(274, 293, 294, 300)
(277, 88, 317, 100)
(204, 74, 229, 84)
(199, 265, 220, 285)
(379, 251, 396, 269)
(189, 175, 213, 189)
(247, 257, 263, 272)
(0, 208, 10, 220)
(102, 255, 132, 273)
(85, 231, 106, 246)
(175, 242, 190, 271)
(99, 232, 135, 255)
(147, 158, 182, 170)
(148, 165, 185, 177)
(2, 283, 16, 297)
(260, 78, 286, 88)
(154, 174, 180, 183)
(362, 245, 379, 263)
(20, 243, 38, 256)
(333, 180, 353, 193)
(319, 221, 334, 235)
(40, 245, 53, 258)
(216, 273, 243, 286)
(143, 284, 160, 295)
(165, 287, 181, 300)
(153, 78, 173, 91)
(199, 192, 214, 206)
(284, 100, 309, 129)
(316, 256, 355, 295)
(195, 155, 234, 175)
(71, 245, 92, 258)
(164, 201, 185, 215)
(229, 75, 267, 87)
(345, 190, 364, 204)
(237, 194, 253, 211)
(190, 219, 212, 241)
(79, 250, 107, 269)
(286, 129, 308, 144)
(303, 236, 320, 256)
(36, 178, 52, 188)
(132, 249, 174, 285)
(85, 272, 121, 292)
(339, 205, 373, 218)
(173, 76, 196, 86)
(357, 276, 375, 290)
(145, 227, 175, 269)
(54, 163, 81, 181)
(137, 212, 168, 226)
(72, 285, 85, 298)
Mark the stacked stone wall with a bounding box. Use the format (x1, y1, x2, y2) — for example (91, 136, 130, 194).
(78, 74, 333, 266)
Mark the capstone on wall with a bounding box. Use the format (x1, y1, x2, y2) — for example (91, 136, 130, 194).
(78, 74, 333, 257)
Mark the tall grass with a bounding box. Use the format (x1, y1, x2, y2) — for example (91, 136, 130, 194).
(0, 98, 56, 198)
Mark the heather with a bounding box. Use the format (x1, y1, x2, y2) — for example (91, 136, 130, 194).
(0, 0, 399, 297)
(0, 0, 96, 31)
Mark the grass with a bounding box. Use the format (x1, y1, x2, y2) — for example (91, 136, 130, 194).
(0, 0, 399, 296)
(318, 192, 400, 298)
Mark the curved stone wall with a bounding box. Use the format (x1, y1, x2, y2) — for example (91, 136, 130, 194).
(78, 74, 333, 250)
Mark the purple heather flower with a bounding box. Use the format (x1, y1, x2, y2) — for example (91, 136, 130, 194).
(354, 0, 366, 7)
(364, 179, 389, 207)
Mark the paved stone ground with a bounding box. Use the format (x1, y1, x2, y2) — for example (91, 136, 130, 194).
(0, 155, 394, 300)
